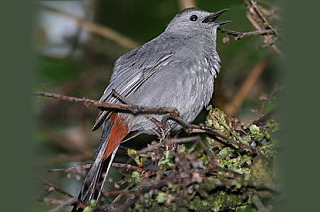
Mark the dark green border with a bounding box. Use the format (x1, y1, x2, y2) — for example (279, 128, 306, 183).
(283, 0, 320, 211)
(0, 1, 34, 211)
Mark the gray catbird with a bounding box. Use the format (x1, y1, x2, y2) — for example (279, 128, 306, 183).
(72, 7, 228, 211)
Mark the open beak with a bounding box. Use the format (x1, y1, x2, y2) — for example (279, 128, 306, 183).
(202, 8, 229, 25)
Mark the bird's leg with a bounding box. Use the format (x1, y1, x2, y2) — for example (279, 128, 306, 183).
(148, 117, 172, 148)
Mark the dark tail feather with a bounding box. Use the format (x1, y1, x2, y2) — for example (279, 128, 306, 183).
(71, 121, 119, 212)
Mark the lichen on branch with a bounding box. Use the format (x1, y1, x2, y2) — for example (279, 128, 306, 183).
(102, 107, 281, 212)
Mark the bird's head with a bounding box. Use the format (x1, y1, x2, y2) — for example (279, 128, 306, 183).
(165, 8, 229, 38)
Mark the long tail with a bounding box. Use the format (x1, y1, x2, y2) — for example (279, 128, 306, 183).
(72, 114, 129, 211)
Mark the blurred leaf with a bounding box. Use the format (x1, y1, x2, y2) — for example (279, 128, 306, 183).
(38, 55, 80, 83)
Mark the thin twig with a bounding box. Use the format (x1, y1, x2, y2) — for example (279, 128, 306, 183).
(138, 141, 163, 155)
(104, 177, 181, 211)
(112, 89, 133, 105)
(112, 162, 143, 173)
(37, 176, 87, 210)
(251, 192, 267, 212)
(164, 136, 201, 145)
(219, 28, 274, 40)
(178, 0, 196, 9)
(43, 198, 66, 205)
(107, 186, 130, 211)
(196, 139, 215, 164)
(48, 198, 78, 212)
(186, 125, 256, 153)
(48, 163, 91, 173)
(258, 5, 281, 21)
(251, 107, 280, 128)
(35, 92, 179, 115)
(40, 4, 139, 49)
(247, 0, 278, 36)
(245, 0, 283, 56)
(261, 37, 278, 48)
(162, 114, 256, 152)
(37, 176, 74, 198)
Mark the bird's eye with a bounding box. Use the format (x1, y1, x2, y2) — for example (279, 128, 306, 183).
(190, 15, 198, 21)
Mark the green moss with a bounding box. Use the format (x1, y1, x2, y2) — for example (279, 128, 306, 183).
(266, 120, 278, 132)
(158, 150, 174, 167)
(131, 171, 140, 184)
(189, 191, 246, 211)
(205, 108, 229, 134)
(249, 124, 260, 135)
(212, 191, 245, 211)
(156, 192, 168, 204)
(83, 200, 97, 212)
(189, 196, 212, 210)
(199, 176, 219, 191)
(235, 205, 253, 212)
(260, 140, 278, 158)
(124, 107, 279, 211)
(127, 148, 137, 156)
(198, 153, 210, 165)
(177, 144, 186, 153)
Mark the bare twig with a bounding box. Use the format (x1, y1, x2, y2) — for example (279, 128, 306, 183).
(246, 0, 278, 36)
(184, 125, 254, 152)
(103, 189, 139, 197)
(261, 37, 278, 48)
(258, 5, 281, 21)
(104, 177, 182, 211)
(164, 136, 201, 145)
(107, 186, 130, 211)
(251, 107, 280, 128)
(219, 28, 274, 40)
(40, 4, 139, 49)
(138, 141, 163, 155)
(111, 89, 133, 105)
(36, 176, 87, 210)
(42, 198, 66, 206)
(251, 193, 267, 212)
(178, 0, 196, 9)
(48, 163, 91, 173)
(35, 92, 179, 115)
(160, 114, 256, 152)
(48, 161, 143, 176)
(37, 176, 74, 198)
(112, 162, 143, 173)
(245, 0, 283, 56)
(196, 139, 215, 164)
(48, 198, 78, 212)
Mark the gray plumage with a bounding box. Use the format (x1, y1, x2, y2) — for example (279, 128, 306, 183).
(72, 8, 228, 211)
(94, 7, 226, 133)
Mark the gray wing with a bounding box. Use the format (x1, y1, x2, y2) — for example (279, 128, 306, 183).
(92, 36, 175, 130)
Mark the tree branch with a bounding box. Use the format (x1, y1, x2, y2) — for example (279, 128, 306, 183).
(37, 176, 74, 198)
(178, 0, 196, 9)
(35, 92, 179, 116)
(219, 28, 275, 40)
(245, 0, 283, 56)
(48, 198, 78, 212)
